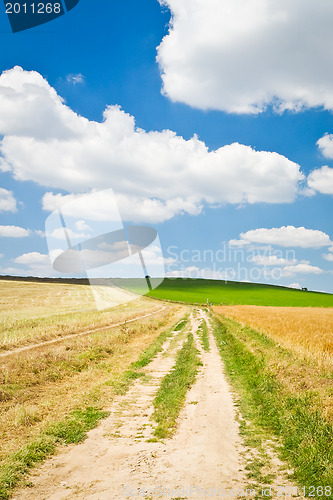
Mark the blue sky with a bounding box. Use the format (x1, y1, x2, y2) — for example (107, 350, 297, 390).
(0, 0, 333, 293)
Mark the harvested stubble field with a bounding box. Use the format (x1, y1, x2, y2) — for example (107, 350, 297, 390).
(214, 305, 333, 369)
(0, 280, 166, 351)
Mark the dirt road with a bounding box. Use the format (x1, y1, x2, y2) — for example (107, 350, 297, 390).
(14, 311, 247, 499)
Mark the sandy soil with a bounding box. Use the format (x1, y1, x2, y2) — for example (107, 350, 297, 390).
(13, 311, 249, 499)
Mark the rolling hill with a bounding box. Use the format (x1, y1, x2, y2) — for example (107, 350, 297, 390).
(147, 278, 333, 307)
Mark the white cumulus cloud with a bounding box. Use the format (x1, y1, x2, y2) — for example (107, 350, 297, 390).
(317, 134, 333, 159)
(0, 188, 17, 212)
(47, 227, 90, 241)
(323, 253, 333, 262)
(307, 165, 333, 195)
(230, 226, 332, 248)
(0, 67, 305, 224)
(281, 263, 323, 276)
(11, 252, 58, 277)
(0, 225, 30, 237)
(157, 0, 333, 113)
(14, 252, 50, 265)
(42, 191, 202, 224)
(75, 220, 91, 232)
(288, 283, 302, 289)
(228, 239, 251, 247)
(250, 255, 297, 266)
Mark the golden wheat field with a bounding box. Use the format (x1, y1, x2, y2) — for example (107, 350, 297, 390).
(214, 305, 333, 368)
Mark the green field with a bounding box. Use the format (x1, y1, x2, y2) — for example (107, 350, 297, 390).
(148, 278, 333, 307)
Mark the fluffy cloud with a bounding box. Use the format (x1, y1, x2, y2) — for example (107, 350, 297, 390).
(0, 225, 30, 237)
(0, 253, 55, 278)
(75, 220, 91, 232)
(323, 253, 333, 262)
(0, 67, 305, 223)
(10, 252, 57, 278)
(42, 191, 202, 224)
(317, 134, 333, 159)
(166, 261, 323, 281)
(157, 0, 333, 113)
(288, 283, 302, 289)
(0, 188, 17, 212)
(281, 263, 323, 276)
(260, 263, 323, 278)
(0, 266, 26, 276)
(231, 226, 332, 248)
(14, 252, 50, 265)
(0, 67, 87, 140)
(250, 255, 297, 266)
(228, 239, 250, 247)
(47, 227, 90, 241)
(307, 165, 333, 195)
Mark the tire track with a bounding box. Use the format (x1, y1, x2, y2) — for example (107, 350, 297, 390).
(0, 305, 167, 360)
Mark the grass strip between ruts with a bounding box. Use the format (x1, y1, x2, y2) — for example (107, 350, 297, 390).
(152, 332, 202, 439)
(107, 316, 190, 395)
(132, 316, 189, 369)
(197, 319, 210, 352)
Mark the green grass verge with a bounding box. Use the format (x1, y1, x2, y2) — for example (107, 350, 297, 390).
(45, 406, 109, 444)
(148, 278, 333, 307)
(197, 319, 210, 351)
(0, 406, 108, 499)
(152, 333, 202, 438)
(212, 315, 333, 499)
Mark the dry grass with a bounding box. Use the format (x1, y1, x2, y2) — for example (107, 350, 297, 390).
(0, 306, 184, 464)
(0, 279, 186, 467)
(214, 305, 333, 369)
(0, 280, 162, 350)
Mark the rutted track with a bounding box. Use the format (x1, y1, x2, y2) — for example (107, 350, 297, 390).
(0, 305, 167, 359)
(14, 310, 247, 499)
